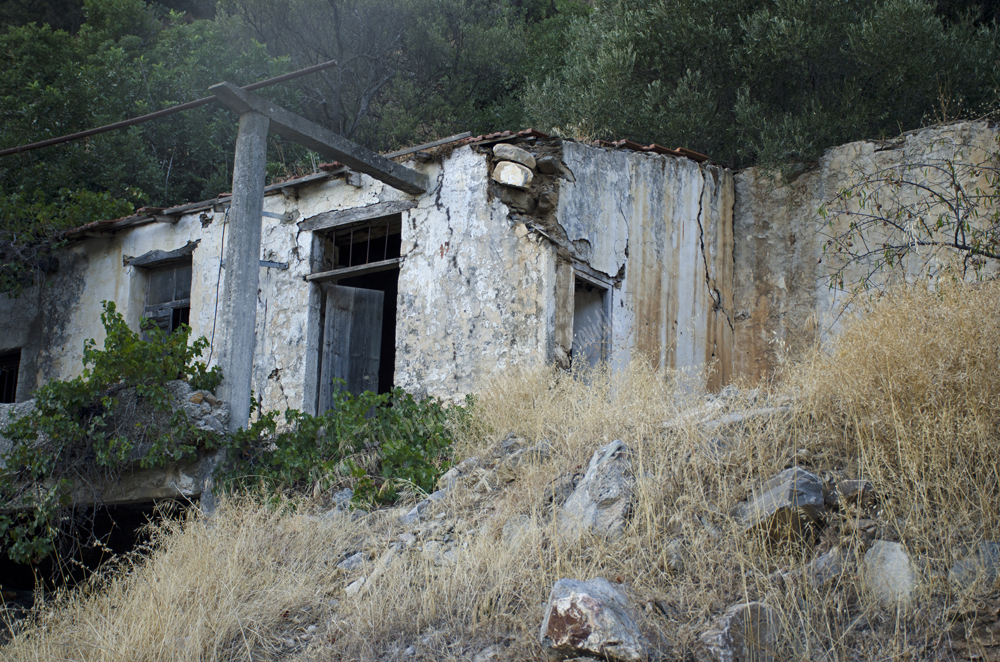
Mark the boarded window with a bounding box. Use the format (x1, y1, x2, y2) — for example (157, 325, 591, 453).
(143, 262, 192, 336)
(0, 349, 20, 403)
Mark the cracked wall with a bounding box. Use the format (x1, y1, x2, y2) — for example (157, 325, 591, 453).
(558, 142, 735, 391)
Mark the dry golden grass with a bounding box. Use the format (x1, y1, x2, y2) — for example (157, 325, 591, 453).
(3, 279, 1000, 661)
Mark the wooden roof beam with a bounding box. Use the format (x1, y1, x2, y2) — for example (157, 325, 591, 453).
(210, 82, 429, 196)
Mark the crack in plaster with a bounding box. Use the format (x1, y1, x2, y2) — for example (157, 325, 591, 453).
(695, 171, 735, 334)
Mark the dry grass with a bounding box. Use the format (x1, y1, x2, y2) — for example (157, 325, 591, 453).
(3, 279, 1000, 661)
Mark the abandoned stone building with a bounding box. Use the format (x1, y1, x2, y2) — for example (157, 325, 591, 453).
(4, 116, 997, 422)
(0, 129, 737, 417)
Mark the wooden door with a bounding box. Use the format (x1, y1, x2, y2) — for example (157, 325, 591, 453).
(319, 284, 384, 412)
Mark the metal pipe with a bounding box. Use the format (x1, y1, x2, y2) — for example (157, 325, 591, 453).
(0, 59, 338, 158)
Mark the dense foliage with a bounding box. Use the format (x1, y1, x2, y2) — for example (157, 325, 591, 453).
(221, 386, 459, 505)
(0, 300, 460, 566)
(0, 301, 221, 564)
(527, 0, 1000, 168)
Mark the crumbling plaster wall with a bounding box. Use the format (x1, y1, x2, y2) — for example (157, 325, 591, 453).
(392, 147, 555, 398)
(733, 120, 999, 382)
(557, 142, 735, 390)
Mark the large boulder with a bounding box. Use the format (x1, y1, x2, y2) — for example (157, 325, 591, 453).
(863, 540, 917, 609)
(557, 440, 634, 544)
(734, 467, 825, 539)
(697, 602, 782, 662)
(539, 577, 651, 662)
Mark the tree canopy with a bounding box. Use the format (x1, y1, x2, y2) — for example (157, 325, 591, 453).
(0, 0, 997, 262)
(526, 0, 1000, 168)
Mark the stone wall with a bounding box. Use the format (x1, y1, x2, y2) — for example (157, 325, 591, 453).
(733, 121, 999, 382)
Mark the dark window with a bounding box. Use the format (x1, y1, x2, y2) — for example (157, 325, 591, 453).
(328, 215, 402, 270)
(143, 262, 192, 336)
(0, 349, 20, 403)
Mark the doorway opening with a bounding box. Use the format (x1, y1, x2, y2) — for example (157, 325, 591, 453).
(572, 274, 611, 370)
(312, 213, 402, 413)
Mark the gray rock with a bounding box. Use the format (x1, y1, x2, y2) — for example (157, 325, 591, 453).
(735, 467, 825, 539)
(492, 161, 534, 189)
(436, 457, 480, 491)
(499, 186, 535, 212)
(472, 646, 499, 662)
(558, 440, 634, 544)
(697, 602, 782, 662)
(536, 189, 558, 214)
(493, 143, 536, 169)
(536, 156, 575, 181)
(337, 551, 366, 571)
(540, 577, 651, 662)
(807, 547, 846, 588)
(400, 499, 431, 526)
(949, 542, 1000, 589)
(863, 540, 917, 608)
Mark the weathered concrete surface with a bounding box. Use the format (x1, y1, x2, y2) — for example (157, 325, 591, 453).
(1, 137, 738, 418)
(559, 142, 735, 391)
(540, 577, 652, 662)
(733, 121, 1000, 382)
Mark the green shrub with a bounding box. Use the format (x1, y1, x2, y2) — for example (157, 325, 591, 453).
(221, 386, 460, 506)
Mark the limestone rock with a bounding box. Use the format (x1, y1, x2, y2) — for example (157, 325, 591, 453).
(697, 602, 782, 662)
(735, 467, 825, 538)
(539, 577, 651, 662)
(493, 143, 536, 169)
(558, 440, 634, 544)
(863, 540, 917, 608)
(949, 542, 1000, 590)
(492, 161, 534, 189)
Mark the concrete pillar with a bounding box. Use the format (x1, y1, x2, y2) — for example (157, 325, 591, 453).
(217, 111, 269, 432)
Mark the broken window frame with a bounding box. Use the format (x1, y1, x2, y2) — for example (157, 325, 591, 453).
(141, 261, 192, 337)
(307, 213, 403, 284)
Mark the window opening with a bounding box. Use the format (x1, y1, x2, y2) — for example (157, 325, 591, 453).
(0, 349, 20, 403)
(330, 215, 401, 270)
(572, 278, 610, 370)
(143, 262, 192, 336)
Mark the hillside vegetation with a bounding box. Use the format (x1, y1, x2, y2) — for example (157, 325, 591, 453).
(3, 278, 999, 661)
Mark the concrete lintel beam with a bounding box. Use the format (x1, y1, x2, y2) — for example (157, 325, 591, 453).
(210, 82, 429, 196)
